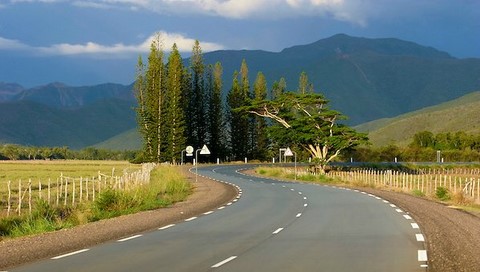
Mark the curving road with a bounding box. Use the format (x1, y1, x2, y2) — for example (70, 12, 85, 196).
(12, 165, 427, 272)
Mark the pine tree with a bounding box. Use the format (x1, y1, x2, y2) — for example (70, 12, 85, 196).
(227, 71, 249, 160)
(133, 55, 153, 160)
(253, 71, 269, 160)
(164, 43, 186, 163)
(139, 34, 166, 162)
(298, 71, 313, 94)
(208, 62, 227, 161)
(189, 40, 207, 150)
(239, 59, 256, 158)
(272, 77, 287, 99)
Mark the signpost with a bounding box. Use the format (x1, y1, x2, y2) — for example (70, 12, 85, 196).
(181, 146, 194, 165)
(284, 147, 297, 180)
(195, 145, 210, 182)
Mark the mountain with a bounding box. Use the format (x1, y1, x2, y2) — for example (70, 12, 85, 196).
(202, 34, 480, 124)
(1, 34, 480, 149)
(355, 91, 480, 146)
(0, 99, 136, 149)
(2, 82, 134, 108)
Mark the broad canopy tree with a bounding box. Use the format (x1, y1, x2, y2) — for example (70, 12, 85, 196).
(244, 91, 368, 173)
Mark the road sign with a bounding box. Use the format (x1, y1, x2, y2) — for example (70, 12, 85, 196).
(186, 146, 194, 154)
(200, 145, 211, 155)
(284, 147, 294, 157)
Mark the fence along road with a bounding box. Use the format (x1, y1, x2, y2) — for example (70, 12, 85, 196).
(12, 165, 426, 272)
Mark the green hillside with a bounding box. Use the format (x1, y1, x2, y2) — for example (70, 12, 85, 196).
(93, 128, 141, 151)
(355, 91, 480, 146)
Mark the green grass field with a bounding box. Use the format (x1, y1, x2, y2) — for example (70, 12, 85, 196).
(0, 160, 141, 184)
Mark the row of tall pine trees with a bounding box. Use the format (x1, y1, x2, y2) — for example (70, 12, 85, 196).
(134, 35, 300, 164)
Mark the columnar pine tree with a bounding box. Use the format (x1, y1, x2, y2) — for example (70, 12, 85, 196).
(227, 71, 249, 160)
(133, 56, 153, 159)
(298, 71, 313, 94)
(271, 77, 287, 99)
(207, 62, 227, 161)
(164, 43, 186, 163)
(189, 40, 207, 150)
(239, 59, 256, 158)
(253, 72, 269, 160)
(137, 34, 165, 162)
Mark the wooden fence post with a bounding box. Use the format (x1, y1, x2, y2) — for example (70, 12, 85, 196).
(7, 180, 11, 217)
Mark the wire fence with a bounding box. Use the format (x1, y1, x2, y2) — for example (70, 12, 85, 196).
(1, 163, 156, 217)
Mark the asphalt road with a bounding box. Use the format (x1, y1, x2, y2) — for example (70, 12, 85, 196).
(12, 165, 427, 272)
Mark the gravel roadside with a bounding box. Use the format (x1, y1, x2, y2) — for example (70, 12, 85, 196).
(0, 166, 237, 270)
(361, 188, 480, 272)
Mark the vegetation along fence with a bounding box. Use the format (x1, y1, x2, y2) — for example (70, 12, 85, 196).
(1, 163, 156, 217)
(325, 168, 480, 203)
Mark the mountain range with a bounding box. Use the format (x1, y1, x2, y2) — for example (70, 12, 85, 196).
(1, 34, 480, 149)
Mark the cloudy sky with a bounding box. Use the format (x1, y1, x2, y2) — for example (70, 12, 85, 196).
(0, 0, 479, 87)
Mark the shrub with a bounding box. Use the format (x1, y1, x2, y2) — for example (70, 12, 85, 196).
(435, 186, 451, 201)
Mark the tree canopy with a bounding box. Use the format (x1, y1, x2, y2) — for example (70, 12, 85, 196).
(245, 91, 368, 173)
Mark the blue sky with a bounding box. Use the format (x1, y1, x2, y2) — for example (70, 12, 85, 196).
(0, 0, 479, 87)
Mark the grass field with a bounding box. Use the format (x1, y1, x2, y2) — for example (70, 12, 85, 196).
(0, 160, 141, 184)
(0, 161, 192, 238)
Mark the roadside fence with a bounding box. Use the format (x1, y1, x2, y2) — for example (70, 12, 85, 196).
(325, 168, 480, 203)
(1, 163, 156, 217)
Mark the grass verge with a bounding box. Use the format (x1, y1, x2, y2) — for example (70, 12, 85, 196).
(0, 165, 192, 239)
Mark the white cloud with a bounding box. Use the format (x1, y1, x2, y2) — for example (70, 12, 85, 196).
(0, 31, 224, 57)
(0, 37, 30, 50)
(70, 0, 370, 25)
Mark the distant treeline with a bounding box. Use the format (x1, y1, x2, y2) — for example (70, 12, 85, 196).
(345, 131, 480, 162)
(0, 144, 138, 161)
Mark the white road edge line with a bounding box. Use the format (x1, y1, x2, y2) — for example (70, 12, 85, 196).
(273, 228, 284, 234)
(159, 224, 175, 230)
(418, 250, 428, 261)
(416, 234, 425, 242)
(117, 234, 142, 242)
(212, 256, 238, 268)
(51, 249, 90, 260)
(185, 217, 197, 222)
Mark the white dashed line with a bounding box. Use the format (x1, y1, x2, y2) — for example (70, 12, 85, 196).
(298, 192, 302, 195)
(303, 197, 307, 200)
(383, 200, 390, 203)
(418, 250, 428, 261)
(416, 234, 425, 242)
(203, 211, 214, 215)
(185, 217, 197, 222)
(159, 224, 175, 230)
(411, 223, 420, 229)
(395, 209, 403, 213)
(212, 256, 238, 268)
(51, 249, 90, 260)
(218, 206, 225, 210)
(296, 213, 302, 218)
(390, 204, 397, 208)
(304, 203, 308, 207)
(273, 228, 284, 234)
(403, 215, 413, 220)
(117, 234, 142, 242)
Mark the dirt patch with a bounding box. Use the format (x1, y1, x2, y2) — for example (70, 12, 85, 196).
(0, 166, 237, 270)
